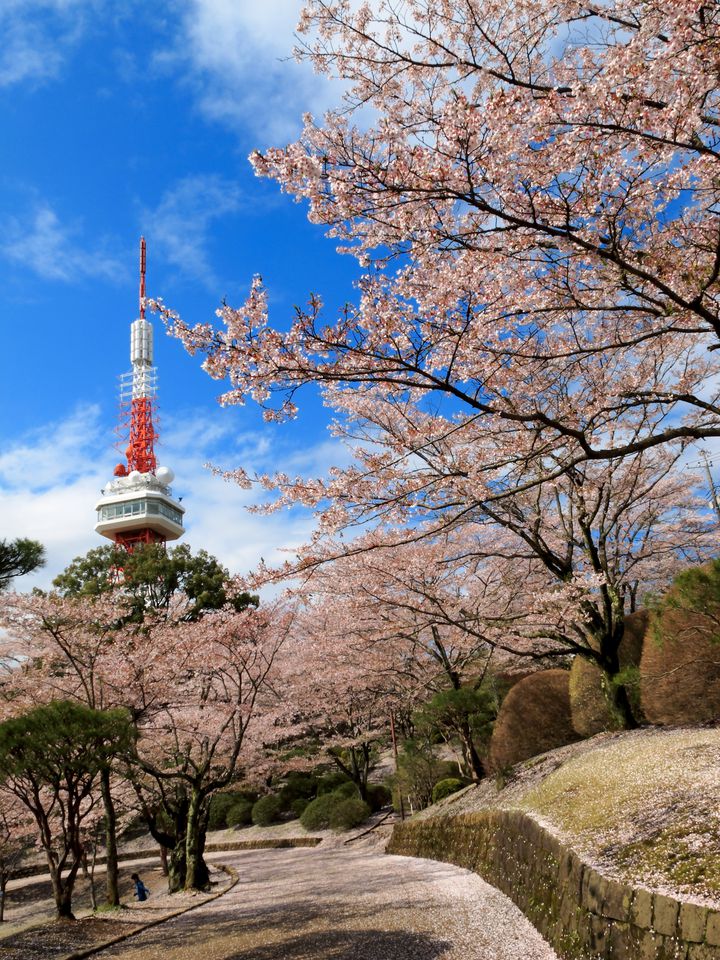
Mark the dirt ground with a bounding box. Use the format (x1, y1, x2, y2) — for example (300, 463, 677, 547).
(1, 860, 230, 960)
(93, 845, 558, 960)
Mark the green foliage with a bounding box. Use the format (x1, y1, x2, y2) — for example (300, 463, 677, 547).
(251, 794, 283, 827)
(568, 657, 619, 737)
(299, 790, 371, 832)
(279, 773, 317, 809)
(226, 799, 254, 828)
(208, 793, 239, 830)
(0, 700, 134, 785)
(299, 793, 336, 830)
(366, 783, 392, 812)
(393, 737, 459, 811)
(432, 778, 466, 804)
(291, 798, 310, 818)
(316, 771, 352, 795)
(661, 559, 720, 639)
(333, 781, 360, 800)
(328, 797, 371, 832)
(0, 538, 45, 591)
(416, 686, 497, 746)
(53, 543, 258, 621)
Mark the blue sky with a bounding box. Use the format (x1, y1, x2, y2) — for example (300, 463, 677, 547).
(0, 1, 358, 590)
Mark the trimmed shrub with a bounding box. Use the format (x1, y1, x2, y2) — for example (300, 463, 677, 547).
(366, 783, 392, 812)
(568, 657, 616, 738)
(300, 793, 336, 830)
(334, 781, 360, 800)
(328, 797, 371, 832)
(291, 798, 310, 818)
(621, 609, 649, 668)
(489, 669, 580, 773)
(431, 778, 465, 804)
(641, 564, 720, 724)
(317, 771, 352, 795)
(226, 798, 254, 828)
(208, 793, 237, 830)
(251, 794, 283, 827)
(279, 773, 317, 810)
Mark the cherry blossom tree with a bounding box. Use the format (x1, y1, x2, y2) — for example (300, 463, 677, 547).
(159, 0, 720, 501)
(277, 444, 714, 731)
(0, 590, 294, 894)
(119, 602, 294, 892)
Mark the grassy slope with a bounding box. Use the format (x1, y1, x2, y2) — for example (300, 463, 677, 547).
(413, 726, 720, 906)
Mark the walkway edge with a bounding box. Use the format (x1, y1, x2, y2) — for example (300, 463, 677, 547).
(60, 865, 239, 960)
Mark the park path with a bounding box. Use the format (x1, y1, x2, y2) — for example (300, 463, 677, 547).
(95, 844, 558, 960)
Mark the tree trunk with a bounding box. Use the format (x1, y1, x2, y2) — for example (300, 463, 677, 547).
(459, 722, 485, 781)
(159, 845, 169, 877)
(100, 768, 120, 907)
(80, 850, 97, 912)
(612, 680, 639, 730)
(167, 844, 186, 893)
(184, 790, 209, 891)
(0, 876, 6, 922)
(49, 865, 76, 920)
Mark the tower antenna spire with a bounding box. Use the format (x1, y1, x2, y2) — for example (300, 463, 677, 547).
(139, 236, 146, 319)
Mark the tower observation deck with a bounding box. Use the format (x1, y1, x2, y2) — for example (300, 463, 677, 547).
(95, 238, 185, 551)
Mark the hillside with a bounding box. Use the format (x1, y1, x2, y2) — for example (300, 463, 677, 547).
(411, 726, 720, 907)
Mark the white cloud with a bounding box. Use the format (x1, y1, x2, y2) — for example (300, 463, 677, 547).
(165, 0, 341, 144)
(142, 175, 243, 287)
(0, 0, 98, 88)
(0, 204, 125, 283)
(1, 405, 344, 593)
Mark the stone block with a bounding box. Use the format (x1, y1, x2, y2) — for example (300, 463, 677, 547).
(687, 945, 720, 960)
(653, 894, 680, 937)
(631, 889, 654, 930)
(583, 869, 605, 914)
(706, 912, 720, 947)
(607, 920, 633, 959)
(589, 913, 609, 953)
(679, 903, 708, 944)
(634, 929, 664, 960)
(603, 878, 632, 922)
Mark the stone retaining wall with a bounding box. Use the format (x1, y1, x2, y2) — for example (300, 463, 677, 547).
(387, 810, 720, 960)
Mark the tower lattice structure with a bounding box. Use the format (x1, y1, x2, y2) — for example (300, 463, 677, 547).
(94, 238, 185, 552)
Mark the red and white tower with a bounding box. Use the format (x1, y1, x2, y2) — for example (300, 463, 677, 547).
(94, 238, 185, 551)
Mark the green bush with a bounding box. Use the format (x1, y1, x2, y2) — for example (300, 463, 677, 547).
(366, 783, 392, 811)
(333, 781, 360, 800)
(208, 793, 237, 830)
(291, 798, 310, 818)
(328, 797, 371, 832)
(299, 793, 337, 830)
(432, 778, 465, 804)
(279, 773, 317, 810)
(317, 771, 352, 795)
(251, 794, 283, 827)
(393, 738, 459, 811)
(226, 798, 254, 828)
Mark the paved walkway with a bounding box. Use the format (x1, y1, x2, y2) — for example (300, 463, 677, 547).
(95, 846, 558, 960)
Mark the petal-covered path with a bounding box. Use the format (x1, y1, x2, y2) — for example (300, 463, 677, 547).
(96, 846, 558, 960)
